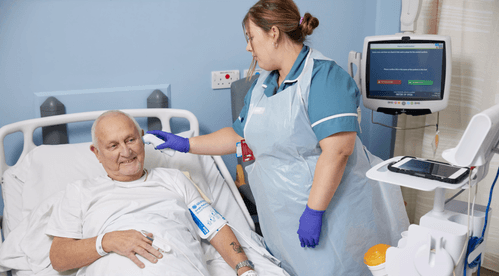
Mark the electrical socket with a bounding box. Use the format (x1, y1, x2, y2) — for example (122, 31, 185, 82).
(212, 70, 240, 89)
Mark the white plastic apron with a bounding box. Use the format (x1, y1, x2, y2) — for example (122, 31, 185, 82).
(243, 49, 409, 276)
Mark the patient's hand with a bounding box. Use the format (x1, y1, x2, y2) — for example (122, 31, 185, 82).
(102, 230, 163, 269)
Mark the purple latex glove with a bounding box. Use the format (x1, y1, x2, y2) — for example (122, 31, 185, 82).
(297, 205, 325, 248)
(146, 130, 190, 153)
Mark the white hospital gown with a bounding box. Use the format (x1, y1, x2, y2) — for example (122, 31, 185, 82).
(46, 168, 208, 276)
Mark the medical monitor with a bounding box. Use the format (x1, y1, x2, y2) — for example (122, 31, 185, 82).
(361, 34, 452, 116)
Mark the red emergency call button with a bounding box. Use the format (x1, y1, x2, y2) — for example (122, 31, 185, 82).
(225, 74, 230, 79)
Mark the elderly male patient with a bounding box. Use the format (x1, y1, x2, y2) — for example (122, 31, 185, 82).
(46, 110, 256, 276)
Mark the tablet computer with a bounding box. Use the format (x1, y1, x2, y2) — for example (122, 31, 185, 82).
(387, 156, 470, 184)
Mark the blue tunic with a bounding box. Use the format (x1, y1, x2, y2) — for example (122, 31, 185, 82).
(233, 45, 360, 141)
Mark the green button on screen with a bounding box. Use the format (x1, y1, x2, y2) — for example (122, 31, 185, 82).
(408, 80, 433, 85)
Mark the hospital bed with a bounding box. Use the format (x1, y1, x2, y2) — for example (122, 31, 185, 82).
(0, 108, 288, 276)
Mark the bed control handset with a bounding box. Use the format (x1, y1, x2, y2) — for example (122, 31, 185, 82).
(142, 134, 175, 156)
(188, 199, 227, 240)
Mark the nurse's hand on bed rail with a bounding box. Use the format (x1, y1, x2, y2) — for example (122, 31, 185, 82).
(103, 230, 163, 269)
(146, 130, 190, 153)
(297, 205, 325, 248)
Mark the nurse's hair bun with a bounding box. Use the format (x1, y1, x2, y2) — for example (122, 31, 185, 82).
(299, 13, 319, 37)
(243, 0, 319, 44)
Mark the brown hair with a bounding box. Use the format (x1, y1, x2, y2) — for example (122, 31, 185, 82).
(243, 0, 319, 76)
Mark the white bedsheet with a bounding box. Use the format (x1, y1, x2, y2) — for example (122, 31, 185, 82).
(0, 189, 288, 276)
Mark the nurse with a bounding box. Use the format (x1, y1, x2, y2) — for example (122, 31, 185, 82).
(148, 0, 408, 275)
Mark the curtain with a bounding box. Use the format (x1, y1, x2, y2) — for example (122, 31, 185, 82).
(394, 0, 499, 272)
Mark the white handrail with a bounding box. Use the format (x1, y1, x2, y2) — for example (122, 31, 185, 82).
(213, 155, 255, 232)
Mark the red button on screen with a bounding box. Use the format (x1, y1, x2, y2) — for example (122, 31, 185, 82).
(377, 80, 401, 85)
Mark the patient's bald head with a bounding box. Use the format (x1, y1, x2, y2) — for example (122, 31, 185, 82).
(90, 111, 146, 182)
(91, 110, 142, 150)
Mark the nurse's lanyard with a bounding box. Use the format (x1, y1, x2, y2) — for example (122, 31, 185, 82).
(236, 140, 255, 162)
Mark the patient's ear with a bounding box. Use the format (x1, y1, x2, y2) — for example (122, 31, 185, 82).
(140, 129, 145, 145)
(90, 144, 99, 156)
(90, 145, 102, 163)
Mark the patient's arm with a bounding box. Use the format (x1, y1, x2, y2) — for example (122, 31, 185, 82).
(189, 127, 243, 155)
(209, 225, 254, 276)
(50, 230, 162, 272)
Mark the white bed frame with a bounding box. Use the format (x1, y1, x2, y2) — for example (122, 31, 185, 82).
(0, 108, 255, 232)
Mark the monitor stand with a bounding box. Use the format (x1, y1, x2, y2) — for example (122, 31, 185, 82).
(367, 157, 490, 276)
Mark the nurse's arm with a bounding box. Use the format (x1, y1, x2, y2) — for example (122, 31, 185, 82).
(49, 230, 162, 272)
(189, 127, 243, 156)
(209, 225, 253, 276)
(307, 131, 357, 210)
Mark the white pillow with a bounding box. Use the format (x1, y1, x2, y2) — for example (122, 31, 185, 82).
(0, 191, 75, 275)
(2, 168, 26, 237)
(20, 143, 106, 219)
(2, 142, 107, 237)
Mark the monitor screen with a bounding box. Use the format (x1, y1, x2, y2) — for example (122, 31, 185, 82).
(366, 40, 446, 101)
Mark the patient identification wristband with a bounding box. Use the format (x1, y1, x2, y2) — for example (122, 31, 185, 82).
(240, 270, 258, 276)
(96, 233, 108, 256)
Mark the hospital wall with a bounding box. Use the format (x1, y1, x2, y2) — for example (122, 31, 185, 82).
(0, 0, 401, 212)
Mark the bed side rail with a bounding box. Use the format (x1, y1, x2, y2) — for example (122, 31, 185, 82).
(212, 155, 255, 232)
